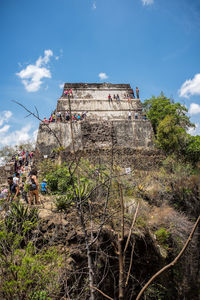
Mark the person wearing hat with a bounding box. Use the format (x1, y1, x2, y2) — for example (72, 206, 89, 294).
(40, 179, 48, 195)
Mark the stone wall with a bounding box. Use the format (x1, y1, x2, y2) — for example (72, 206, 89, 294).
(62, 83, 132, 100)
(59, 147, 164, 171)
(36, 119, 154, 156)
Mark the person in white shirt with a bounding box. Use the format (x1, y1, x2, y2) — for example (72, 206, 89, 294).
(13, 173, 20, 185)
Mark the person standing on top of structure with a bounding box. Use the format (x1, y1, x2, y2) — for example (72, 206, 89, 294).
(117, 94, 120, 102)
(69, 89, 73, 98)
(136, 87, 139, 99)
(130, 89, 135, 99)
(128, 111, 132, 120)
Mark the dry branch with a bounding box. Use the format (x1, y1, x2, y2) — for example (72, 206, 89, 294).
(92, 286, 113, 300)
(124, 201, 140, 255)
(136, 215, 200, 300)
(12, 100, 62, 147)
(125, 240, 136, 287)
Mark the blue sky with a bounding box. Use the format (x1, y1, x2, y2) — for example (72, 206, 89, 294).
(0, 0, 200, 147)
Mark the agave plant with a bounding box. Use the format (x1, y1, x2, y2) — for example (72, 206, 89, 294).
(5, 202, 38, 236)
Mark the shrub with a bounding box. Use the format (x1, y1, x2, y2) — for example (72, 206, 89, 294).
(155, 227, 170, 247)
(5, 202, 38, 237)
(0, 243, 64, 300)
(55, 194, 74, 212)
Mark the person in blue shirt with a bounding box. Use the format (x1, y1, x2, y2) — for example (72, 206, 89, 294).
(40, 179, 48, 194)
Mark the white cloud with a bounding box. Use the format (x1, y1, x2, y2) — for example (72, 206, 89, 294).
(36, 49, 53, 66)
(92, 2, 96, 9)
(0, 125, 10, 133)
(16, 49, 53, 92)
(0, 111, 12, 127)
(0, 124, 35, 147)
(179, 73, 200, 98)
(188, 103, 200, 115)
(141, 0, 154, 5)
(33, 129, 38, 141)
(59, 82, 65, 89)
(187, 123, 200, 136)
(98, 72, 108, 80)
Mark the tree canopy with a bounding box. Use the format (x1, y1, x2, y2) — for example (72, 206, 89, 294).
(156, 115, 187, 154)
(142, 93, 193, 134)
(143, 93, 200, 164)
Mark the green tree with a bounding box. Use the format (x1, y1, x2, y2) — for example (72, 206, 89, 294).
(143, 93, 193, 134)
(156, 115, 187, 153)
(185, 135, 200, 163)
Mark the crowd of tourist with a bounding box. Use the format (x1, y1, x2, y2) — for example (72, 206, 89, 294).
(43, 111, 88, 124)
(0, 150, 48, 207)
(107, 87, 139, 102)
(11, 150, 34, 173)
(128, 111, 147, 120)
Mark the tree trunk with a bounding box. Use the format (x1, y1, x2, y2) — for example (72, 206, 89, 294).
(86, 244, 95, 300)
(118, 236, 124, 300)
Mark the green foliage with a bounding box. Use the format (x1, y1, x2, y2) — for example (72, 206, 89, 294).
(0, 201, 64, 300)
(55, 183, 90, 212)
(162, 155, 195, 175)
(156, 115, 187, 153)
(135, 216, 147, 229)
(143, 93, 200, 164)
(55, 194, 74, 212)
(52, 146, 65, 153)
(0, 243, 63, 300)
(4, 202, 38, 236)
(155, 227, 170, 247)
(144, 283, 167, 300)
(143, 93, 193, 134)
(37, 159, 57, 182)
(45, 164, 74, 193)
(184, 135, 200, 163)
(29, 290, 50, 300)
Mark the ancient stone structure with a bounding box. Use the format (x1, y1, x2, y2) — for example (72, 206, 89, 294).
(36, 83, 159, 169)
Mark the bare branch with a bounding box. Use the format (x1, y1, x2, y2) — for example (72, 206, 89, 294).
(124, 201, 140, 255)
(136, 215, 200, 300)
(92, 286, 114, 300)
(34, 105, 39, 118)
(118, 183, 124, 240)
(12, 100, 62, 147)
(125, 240, 135, 287)
(25, 113, 32, 118)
